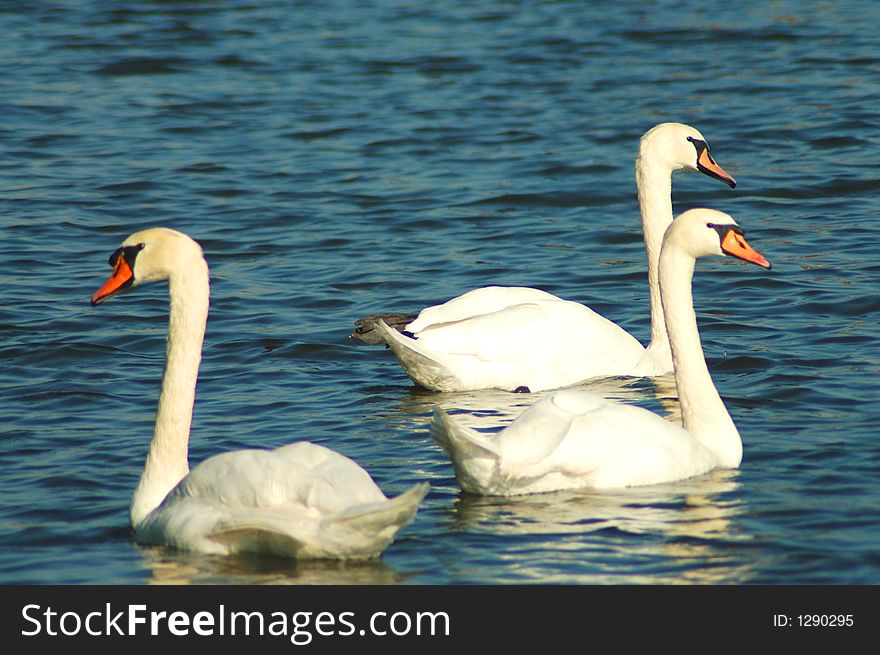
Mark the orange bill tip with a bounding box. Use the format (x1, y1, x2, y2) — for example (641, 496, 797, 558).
(697, 148, 737, 188)
(721, 229, 771, 270)
(91, 255, 134, 306)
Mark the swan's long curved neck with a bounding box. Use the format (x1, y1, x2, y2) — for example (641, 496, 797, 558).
(130, 263, 209, 527)
(659, 249, 742, 467)
(635, 156, 674, 360)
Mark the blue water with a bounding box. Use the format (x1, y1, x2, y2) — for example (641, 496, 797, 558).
(1, 0, 879, 584)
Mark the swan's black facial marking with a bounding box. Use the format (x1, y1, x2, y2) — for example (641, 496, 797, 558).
(707, 222, 745, 241)
(687, 136, 715, 165)
(512, 385, 531, 394)
(708, 222, 747, 255)
(109, 243, 145, 270)
(687, 135, 711, 159)
(402, 330, 417, 340)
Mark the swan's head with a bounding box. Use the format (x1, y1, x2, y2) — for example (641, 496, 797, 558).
(666, 208, 771, 270)
(639, 123, 736, 188)
(91, 227, 205, 306)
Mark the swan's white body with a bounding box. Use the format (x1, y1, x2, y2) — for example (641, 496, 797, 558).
(135, 443, 428, 559)
(376, 286, 652, 393)
(431, 209, 770, 495)
(366, 123, 736, 392)
(92, 228, 427, 559)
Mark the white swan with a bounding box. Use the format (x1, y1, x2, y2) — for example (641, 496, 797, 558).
(91, 228, 428, 559)
(431, 208, 770, 495)
(352, 123, 736, 392)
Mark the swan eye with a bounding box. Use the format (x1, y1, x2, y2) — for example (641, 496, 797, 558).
(706, 223, 715, 229)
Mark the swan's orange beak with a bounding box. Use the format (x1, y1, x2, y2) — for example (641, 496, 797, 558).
(91, 254, 134, 306)
(696, 147, 736, 189)
(721, 229, 772, 270)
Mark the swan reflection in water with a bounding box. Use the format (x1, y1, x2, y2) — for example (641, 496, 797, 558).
(139, 546, 410, 585)
(444, 468, 753, 585)
(449, 467, 741, 538)
(440, 469, 756, 585)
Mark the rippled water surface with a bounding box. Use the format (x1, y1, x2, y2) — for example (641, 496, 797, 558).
(1, 1, 879, 584)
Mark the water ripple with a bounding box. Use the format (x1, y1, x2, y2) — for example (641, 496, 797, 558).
(0, 0, 878, 585)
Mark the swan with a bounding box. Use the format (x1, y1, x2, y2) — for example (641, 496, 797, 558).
(431, 208, 771, 495)
(91, 227, 428, 559)
(350, 123, 736, 393)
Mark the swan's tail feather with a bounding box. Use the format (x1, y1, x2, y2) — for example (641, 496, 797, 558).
(350, 313, 417, 345)
(318, 481, 429, 559)
(334, 482, 429, 531)
(431, 407, 501, 458)
(431, 407, 502, 494)
(208, 483, 429, 560)
(375, 321, 462, 391)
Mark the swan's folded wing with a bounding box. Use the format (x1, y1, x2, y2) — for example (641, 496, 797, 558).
(378, 293, 650, 391)
(176, 442, 389, 514)
(542, 391, 717, 487)
(433, 392, 599, 473)
(417, 300, 643, 366)
(415, 303, 551, 361)
(207, 482, 429, 559)
(430, 394, 598, 495)
(408, 286, 561, 333)
(492, 391, 608, 475)
(206, 510, 315, 558)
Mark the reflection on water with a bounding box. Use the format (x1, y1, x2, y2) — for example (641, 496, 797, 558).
(647, 372, 682, 425)
(447, 469, 754, 584)
(140, 546, 410, 585)
(451, 469, 742, 538)
(4, 0, 878, 585)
